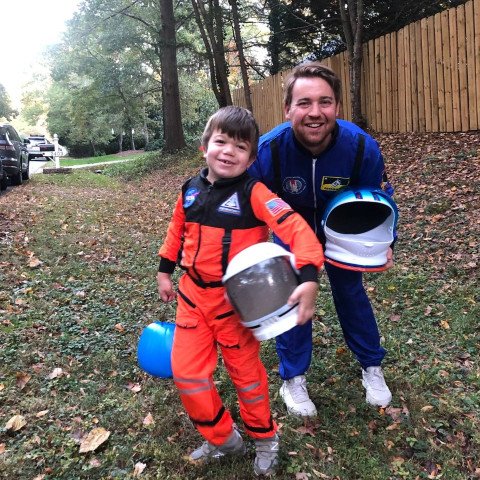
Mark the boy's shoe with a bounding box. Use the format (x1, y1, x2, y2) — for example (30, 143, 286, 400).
(362, 366, 392, 407)
(279, 375, 317, 416)
(189, 428, 246, 463)
(254, 433, 280, 476)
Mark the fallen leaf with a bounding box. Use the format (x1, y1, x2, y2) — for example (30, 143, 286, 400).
(36, 410, 49, 418)
(79, 427, 111, 453)
(133, 462, 147, 477)
(421, 405, 434, 412)
(295, 425, 315, 436)
(32, 476, 45, 480)
(5, 415, 27, 431)
(295, 473, 309, 480)
(127, 383, 142, 393)
(312, 470, 330, 479)
(114, 323, 125, 332)
(0, 443, 5, 454)
(386, 422, 400, 431)
(89, 458, 102, 467)
(143, 413, 154, 426)
(28, 257, 43, 268)
(439, 319, 450, 329)
(16, 372, 31, 390)
(47, 368, 63, 379)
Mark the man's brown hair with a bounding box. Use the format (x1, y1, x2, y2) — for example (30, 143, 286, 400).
(284, 62, 342, 107)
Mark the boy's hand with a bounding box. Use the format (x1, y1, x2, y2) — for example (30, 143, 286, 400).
(157, 272, 176, 302)
(287, 281, 318, 325)
(384, 247, 394, 270)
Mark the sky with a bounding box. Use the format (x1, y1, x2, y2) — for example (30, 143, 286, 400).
(1, 0, 81, 105)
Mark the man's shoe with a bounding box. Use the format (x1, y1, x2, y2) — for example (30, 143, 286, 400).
(362, 366, 392, 406)
(279, 375, 317, 416)
(253, 433, 280, 476)
(189, 428, 246, 463)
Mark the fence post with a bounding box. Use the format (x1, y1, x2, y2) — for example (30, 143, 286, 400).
(53, 134, 60, 168)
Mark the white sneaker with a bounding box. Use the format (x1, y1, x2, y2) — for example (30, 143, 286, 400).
(279, 375, 317, 416)
(362, 366, 392, 406)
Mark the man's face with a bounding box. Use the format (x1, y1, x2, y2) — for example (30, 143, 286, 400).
(284, 77, 340, 156)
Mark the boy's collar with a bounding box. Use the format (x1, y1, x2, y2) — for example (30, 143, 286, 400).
(200, 167, 250, 187)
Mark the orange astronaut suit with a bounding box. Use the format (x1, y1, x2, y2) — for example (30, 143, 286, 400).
(158, 169, 324, 445)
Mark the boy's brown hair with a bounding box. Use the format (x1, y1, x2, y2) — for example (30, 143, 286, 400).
(284, 62, 342, 107)
(202, 106, 260, 159)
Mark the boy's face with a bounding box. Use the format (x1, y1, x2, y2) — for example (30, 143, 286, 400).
(285, 77, 340, 156)
(205, 129, 254, 183)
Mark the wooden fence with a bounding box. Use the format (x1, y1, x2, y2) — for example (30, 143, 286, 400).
(232, 0, 480, 134)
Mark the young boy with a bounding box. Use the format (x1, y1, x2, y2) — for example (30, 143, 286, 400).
(157, 106, 324, 476)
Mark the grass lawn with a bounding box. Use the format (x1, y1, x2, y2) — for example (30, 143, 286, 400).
(1, 135, 479, 479)
(52, 150, 147, 167)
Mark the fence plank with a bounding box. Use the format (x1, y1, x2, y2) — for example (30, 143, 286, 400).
(435, 13, 446, 131)
(475, 0, 480, 130)
(396, 29, 405, 132)
(368, 39, 377, 129)
(449, 8, 461, 131)
(466, 0, 478, 129)
(390, 33, 399, 132)
(457, 4, 469, 131)
(421, 18, 432, 131)
(441, 10, 453, 132)
(409, 23, 419, 131)
(385, 33, 393, 132)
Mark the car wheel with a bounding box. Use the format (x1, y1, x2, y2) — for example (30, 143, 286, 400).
(0, 175, 7, 191)
(22, 160, 30, 181)
(11, 167, 23, 186)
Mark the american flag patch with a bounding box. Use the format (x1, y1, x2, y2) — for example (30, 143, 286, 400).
(265, 198, 290, 216)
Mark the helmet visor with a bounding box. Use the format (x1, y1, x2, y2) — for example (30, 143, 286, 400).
(225, 256, 299, 323)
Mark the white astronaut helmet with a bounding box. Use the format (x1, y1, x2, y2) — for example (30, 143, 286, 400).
(223, 242, 300, 341)
(321, 188, 399, 272)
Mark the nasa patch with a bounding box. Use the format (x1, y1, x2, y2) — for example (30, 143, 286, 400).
(184, 187, 200, 208)
(282, 177, 306, 194)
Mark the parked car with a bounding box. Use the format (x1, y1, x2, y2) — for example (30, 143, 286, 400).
(25, 134, 55, 161)
(0, 124, 29, 186)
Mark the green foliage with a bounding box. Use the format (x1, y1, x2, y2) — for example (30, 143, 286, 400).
(0, 83, 17, 120)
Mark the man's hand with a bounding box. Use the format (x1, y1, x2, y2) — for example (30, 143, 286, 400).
(287, 281, 318, 325)
(157, 272, 176, 302)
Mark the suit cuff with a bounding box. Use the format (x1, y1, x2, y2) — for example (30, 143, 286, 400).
(298, 264, 318, 283)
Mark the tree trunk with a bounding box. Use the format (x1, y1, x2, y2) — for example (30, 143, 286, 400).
(266, 0, 281, 75)
(160, 0, 186, 152)
(228, 0, 252, 112)
(119, 131, 124, 153)
(338, 0, 365, 128)
(191, 0, 232, 107)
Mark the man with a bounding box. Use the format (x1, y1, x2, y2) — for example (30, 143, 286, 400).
(248, 62, 395, 416)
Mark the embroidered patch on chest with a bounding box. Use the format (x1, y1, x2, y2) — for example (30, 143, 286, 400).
(184, 187, 200, 207)
(321, 176, 350, 191)
(218, 192, 242, 215)
(283, 177, 306, 194)
(265, 198, 291, 216)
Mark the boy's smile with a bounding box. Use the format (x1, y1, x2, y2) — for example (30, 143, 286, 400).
(205, 129, 254, 183)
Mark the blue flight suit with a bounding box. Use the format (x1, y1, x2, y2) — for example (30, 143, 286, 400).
(248, 119, 393, 378)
